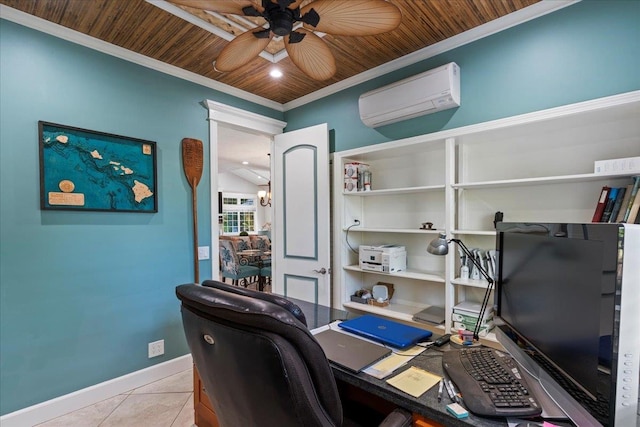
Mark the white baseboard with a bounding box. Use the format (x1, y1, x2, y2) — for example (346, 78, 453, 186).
(0, 354, 193, 427)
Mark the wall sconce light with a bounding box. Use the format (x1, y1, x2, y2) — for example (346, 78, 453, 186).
(258, 181, 271, 207)
(427, 232, 494, 342)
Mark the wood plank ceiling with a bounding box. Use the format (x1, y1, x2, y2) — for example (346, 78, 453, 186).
(1, 0, 540, 105)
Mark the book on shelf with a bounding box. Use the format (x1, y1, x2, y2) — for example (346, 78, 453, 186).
(607, 186, 626, 222)
(621, 176, 640, 223)
(600, 187, 620, 222)
(452, 301, 494, 322)
(591, 186, 610, 222)
(453, 321, 494, 337)
(451, 311, 493, 326)
(614, 184, 633, 222)
(626, 189, 640, 224)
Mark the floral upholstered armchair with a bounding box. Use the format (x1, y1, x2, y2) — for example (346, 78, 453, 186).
(250, 235, 271, 251)
(219, 240, 260, 287)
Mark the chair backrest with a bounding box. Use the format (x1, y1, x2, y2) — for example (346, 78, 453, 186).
(250, 235, 271, 251)
(220, 235, 252, 252)
(218, 239, 240, 275)
(201, 280, 306, 326)
(176, 283, 343, 427)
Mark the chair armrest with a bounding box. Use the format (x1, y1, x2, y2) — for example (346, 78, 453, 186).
(378, 408, 412, 427)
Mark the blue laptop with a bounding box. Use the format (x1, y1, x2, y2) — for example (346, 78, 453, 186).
(338, 315, 432, 349)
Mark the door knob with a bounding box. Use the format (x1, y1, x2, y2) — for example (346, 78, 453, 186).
(313, 268, 327, 274)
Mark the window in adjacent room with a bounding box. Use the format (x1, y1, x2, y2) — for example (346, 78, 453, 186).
(221, 193, 257, 234)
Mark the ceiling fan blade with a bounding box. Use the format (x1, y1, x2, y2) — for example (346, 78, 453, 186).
(301, 0, 401, 36)
(214, 30, 273, 72)
(168, 0, 263, 15)
(284, 28, 336, 81)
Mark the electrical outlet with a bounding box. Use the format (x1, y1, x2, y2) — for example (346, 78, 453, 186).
(197, 246, 210, 260)
(148, 339, 164, 358)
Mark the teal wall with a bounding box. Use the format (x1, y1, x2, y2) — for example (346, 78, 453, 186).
(0, 19, 283, 415)
(2, 0, 639, 417)
(285, 1, 640, 151)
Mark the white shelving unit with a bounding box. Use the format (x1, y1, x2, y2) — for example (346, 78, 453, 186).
(332, 91, 640, 344)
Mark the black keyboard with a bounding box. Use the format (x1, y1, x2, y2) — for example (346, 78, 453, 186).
(442, 347, 542, 418)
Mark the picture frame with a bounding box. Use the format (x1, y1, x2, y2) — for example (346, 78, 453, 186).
(39, 121, 158, 213)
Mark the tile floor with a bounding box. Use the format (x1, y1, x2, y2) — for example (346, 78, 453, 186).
(35, 368, 195, 427)
(33, 281, 271, 427)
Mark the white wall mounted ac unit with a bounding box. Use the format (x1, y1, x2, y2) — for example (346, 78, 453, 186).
(358, 62, 460, 128)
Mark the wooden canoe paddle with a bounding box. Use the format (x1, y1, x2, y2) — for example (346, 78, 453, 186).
(182, 138, 204, 283)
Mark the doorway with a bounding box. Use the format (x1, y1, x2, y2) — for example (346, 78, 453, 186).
(218, 125, 272, 235)
(201, 100, 286, 277)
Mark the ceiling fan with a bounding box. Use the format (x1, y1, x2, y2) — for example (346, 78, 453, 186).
(168, 0, 402, 80)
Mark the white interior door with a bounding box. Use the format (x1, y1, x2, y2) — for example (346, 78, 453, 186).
(273, 124, 330, 306)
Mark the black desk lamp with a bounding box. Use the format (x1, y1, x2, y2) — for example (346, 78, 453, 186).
(427, 232, 494, 342)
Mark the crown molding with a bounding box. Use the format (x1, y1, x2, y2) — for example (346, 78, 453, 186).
(0, 4, 284, 112)
(1, 1, 578, 113)
(282, 0, 578, 111)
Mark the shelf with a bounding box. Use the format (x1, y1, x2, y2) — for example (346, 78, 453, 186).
(451, 277, 492, 289)
(343, 184, 444, 196)
(343, 301, 446, 331)
(452, 230, 496, 236)
(343, 265, 445, 283)
(334, 92, 639, 346)
(453, 171, 635, 190)
(343, 227, 444, 234)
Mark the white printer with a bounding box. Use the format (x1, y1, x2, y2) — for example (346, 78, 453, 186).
(359, 245, 407, 273)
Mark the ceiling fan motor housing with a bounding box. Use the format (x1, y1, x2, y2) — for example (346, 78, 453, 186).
(265, 3, 295, 36)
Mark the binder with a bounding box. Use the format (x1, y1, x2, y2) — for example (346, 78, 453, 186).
(591, 186, 610, 222)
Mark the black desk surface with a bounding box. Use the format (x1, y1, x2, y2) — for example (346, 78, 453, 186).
(289, 297, 511, 427)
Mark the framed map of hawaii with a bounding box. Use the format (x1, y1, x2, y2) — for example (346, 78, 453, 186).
(39, 121, 158, 213)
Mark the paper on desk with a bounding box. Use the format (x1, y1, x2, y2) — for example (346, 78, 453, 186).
(310, 320, 342, 335)
(363, 346, 426, 379)
(386, 366, 442, 398)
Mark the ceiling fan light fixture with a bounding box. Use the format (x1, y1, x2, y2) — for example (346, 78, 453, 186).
(269, 68, 283, 78)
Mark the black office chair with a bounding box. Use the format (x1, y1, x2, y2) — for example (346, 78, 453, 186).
(176, 280, 412, 427)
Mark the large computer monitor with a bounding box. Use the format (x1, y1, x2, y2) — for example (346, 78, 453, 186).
(494, 222, 639, 427)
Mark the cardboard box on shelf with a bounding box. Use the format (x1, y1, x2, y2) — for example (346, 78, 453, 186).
(344, 162, 370, 191)
(344, 178, 358, 193)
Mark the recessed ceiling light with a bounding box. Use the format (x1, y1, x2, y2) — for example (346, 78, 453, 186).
(242, 161, 249, 165)
(270, 68, 283, 78)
